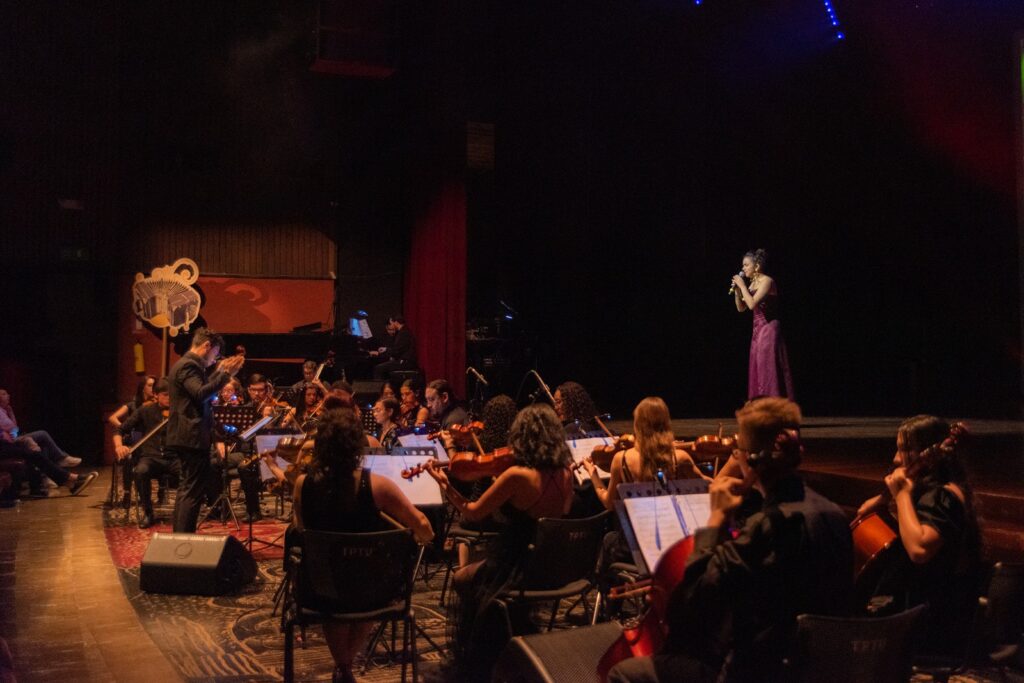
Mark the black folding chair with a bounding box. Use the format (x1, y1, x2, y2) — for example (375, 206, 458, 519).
(280, 528, 421, 683)
(793, 604, 927, 683)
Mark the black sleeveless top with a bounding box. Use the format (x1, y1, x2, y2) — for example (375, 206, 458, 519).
(300, 467, 387, 533)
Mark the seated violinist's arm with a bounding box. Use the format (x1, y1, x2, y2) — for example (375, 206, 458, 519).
(416, 406, 429, 424)
(427, 463, 519, 523)
(262, 452, 286, 484)
(371, 475, 435, 544)
(856, 493, 887, 519)
(108, 404, 129, 429)
(586, 452, 623, 511)
(676, 448, 712, 482)
(888, 469, 944, 564)
(215, 441, 226, 459)
(715, 452, 744, 480)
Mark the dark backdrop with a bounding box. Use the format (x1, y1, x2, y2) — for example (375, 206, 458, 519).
(467, 0, 1024, 418)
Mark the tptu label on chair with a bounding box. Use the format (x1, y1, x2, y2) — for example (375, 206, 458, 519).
(140, 532, 256, 596)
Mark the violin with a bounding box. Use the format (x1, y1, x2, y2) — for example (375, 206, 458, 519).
(589, 434, 635, 472)
(674, 423, 737, 457)
(427, 421, 484, 448)
(401, 446, 516, 482)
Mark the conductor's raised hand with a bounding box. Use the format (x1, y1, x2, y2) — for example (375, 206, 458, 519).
(218, 354, 245, 377)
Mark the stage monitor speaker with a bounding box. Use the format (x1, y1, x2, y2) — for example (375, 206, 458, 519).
(492, 622, 623, 683)
(351, 380, 386, 403)
(140, 533, 256, 596)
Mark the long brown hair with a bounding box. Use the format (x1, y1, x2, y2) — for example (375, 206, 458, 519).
(633, 397, 677, 482)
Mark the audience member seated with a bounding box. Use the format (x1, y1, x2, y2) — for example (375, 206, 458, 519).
(371, 315, 417, 380)
(554, 381, 600, 436)
(0, 387, 82, 468)
(371, 397, 401, 453)
(607, 397, 852, 683)
(424, 403, 576, 678)
(107, 375, 156, 429)
(855, 415, 982, 657)
(113, 378, 179, 528)
(292, 408, 433, 683)
(426, 379, 468, 429)
(0, 432, 96, 497)
(398, 379, 429, 429)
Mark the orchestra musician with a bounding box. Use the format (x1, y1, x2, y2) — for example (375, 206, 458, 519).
(214, 378, 244, 406)
(113, 378, 179, 528)
(584, 397, 709, 611)
(607, 397, 851, 683)
(371, 397, 401, 453)
(167, 328, 243, 533)
(371, 315, 417, 380)
(291, 408, 433, 683)
(398, 379, 429, 428)
(425, 379, 468, 429)
(855, 415, 981, 656)
(554, 381, 599, 436)
(290, 360, 328, 396)
(107, 375, 156, 429)
(423, 403, 575, 678)
(294, 382, 325, 427)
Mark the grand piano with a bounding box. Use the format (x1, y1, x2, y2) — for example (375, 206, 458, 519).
(222, 331, 374, 389)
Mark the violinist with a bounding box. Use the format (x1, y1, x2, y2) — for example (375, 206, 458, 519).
(107, 375, 156, 430)
(295, 382, 325, 426)
(607, 397, 851, 683)
(585, 398, 708, 609)
(554, 381, 599, 436)
(290, 360, 329, 396)
(424, 403, 575, 678)
(113, 379, 179, 529)
(855, 416, 981, 656)
(215, 378, 244, 406)
(371, 397, 401, 453)
(398, 379, 428, 428)
(292, 408, 433, 683)
(425, 379, 468, 429)
(247, 374, 275, 415)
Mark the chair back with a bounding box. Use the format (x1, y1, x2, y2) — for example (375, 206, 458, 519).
(984, 562, 1024, 646)
(296, 528, 418, 614)
(794, 604, 927, 683)
(518, 511, 611, 591)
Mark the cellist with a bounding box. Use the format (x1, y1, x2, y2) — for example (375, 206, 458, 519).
(607, 397, 851, 683)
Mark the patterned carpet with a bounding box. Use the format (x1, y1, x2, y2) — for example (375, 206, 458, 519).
(101, 491, 451, 682)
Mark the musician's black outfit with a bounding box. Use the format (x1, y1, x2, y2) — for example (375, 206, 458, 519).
(439, 404, 469, 430)
(167, 351, 231, 533)
(608, 476, 852, 683)
(372, 326, 417, 380)
(209, 440, 264, 521)
(119, 403, 179, 523)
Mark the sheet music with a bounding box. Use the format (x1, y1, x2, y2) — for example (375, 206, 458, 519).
(397, 433, 438, 449)
(622, 492, 710, 572)
(564, 436, 612, 484)
(258, 455, 290, 482)
(363, 454, 444, 506)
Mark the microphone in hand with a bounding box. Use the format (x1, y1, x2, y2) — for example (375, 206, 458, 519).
(728, 270, 745, 296)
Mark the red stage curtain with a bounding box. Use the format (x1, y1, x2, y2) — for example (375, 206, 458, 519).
(404, 180, 467, 396)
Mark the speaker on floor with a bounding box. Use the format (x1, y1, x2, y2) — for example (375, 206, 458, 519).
(492, 622, 624, 683)
(140, 533, 256, 596)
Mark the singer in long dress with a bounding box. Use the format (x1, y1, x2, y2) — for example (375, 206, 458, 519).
(732, 249, 795, 399)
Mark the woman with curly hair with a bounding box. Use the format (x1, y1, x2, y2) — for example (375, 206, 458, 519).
(554, 380, 599, 435)
(731, 248, 794, 399)
(856, 415, 981, 655)
(425, 403, 575, 676)
(293, 408, 433, 683)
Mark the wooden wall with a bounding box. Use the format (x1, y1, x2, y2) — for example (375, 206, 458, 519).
(127, 222, 337, 279)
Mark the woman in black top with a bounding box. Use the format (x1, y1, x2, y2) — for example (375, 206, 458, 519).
(857, 416, 981, 655)
(293, 408, 433, 683)
(426, 403, 575, 676)
(372, 397, 401, 453)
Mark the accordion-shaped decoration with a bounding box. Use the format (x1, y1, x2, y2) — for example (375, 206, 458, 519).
(132, 258, 202, 336)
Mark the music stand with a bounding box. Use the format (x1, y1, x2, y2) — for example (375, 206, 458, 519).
(615, 478, 710, 575)
(199, 407, 271, 531)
